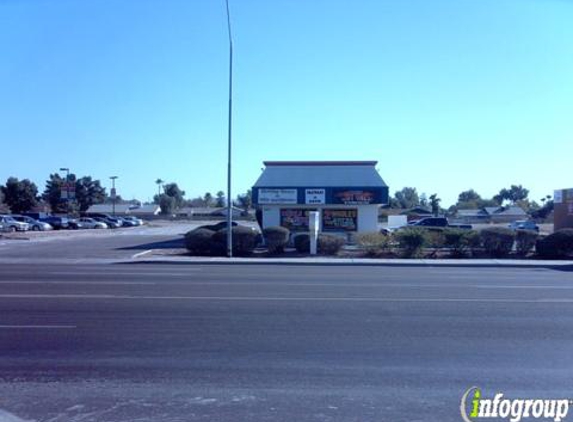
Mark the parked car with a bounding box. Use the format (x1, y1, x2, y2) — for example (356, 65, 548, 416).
(12, 215, 53, 231)
(508, 220, 539, 232)
(0, 215, 29, 232)
(77, 217, 108, 229)
(405, 217, 472, 230)
(117, 217, 137, 227)
(123, 216, 144, 226)
(198, 221, 239, 232)
(39, 216, 69, 230)
(93, 217, 121, 229)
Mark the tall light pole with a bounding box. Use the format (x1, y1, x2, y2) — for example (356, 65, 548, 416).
(110, 176, 118, 216)
(59, 167, 70, 217)
(225, 0, 233, 258)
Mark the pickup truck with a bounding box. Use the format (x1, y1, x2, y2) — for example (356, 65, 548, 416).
(408, 217, 473, 230)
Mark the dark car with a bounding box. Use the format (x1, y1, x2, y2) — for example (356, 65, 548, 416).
(40, 216, 69, 230)
(93, 217, 121, 229)
(409, 217, 449, 227)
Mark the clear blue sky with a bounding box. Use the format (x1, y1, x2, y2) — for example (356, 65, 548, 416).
(1, 0, 571, 207)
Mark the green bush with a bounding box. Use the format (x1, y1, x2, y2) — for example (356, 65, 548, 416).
(184, 228, 215, 256)
(318, 234, 345, 255)
(536, 229, 573, 259)
(395, 227, 428, 258)
(480, 227, 515, 258)
(356, 232, 390, 257)
(263, 226, 290, 254)
(515, 229, 538, 257)
(293, 233, 345, 255)
(443, 228, 480, 258)
(426, 229, 446, 249)
(294, 233, 310, 253)
(212, 226, 258, 256)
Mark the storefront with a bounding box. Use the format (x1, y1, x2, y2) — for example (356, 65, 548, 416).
(252, 161, 389, 233)
(554, 188, 573, 230)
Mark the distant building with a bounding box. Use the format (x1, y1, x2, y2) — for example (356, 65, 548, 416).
(85, 203, 161, 217)
(130, 204, 161, 217)
(252, 161, 389, 233)
(455, 205, 527, 223)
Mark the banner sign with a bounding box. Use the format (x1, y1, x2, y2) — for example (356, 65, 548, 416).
(280, 208, 316, 231)
(322, 209, 358, 231)
(332, 189, 378, 205)
(305, 189, 325, 205)
(258, 188, 298, 205)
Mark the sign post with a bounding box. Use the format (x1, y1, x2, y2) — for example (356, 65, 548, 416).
(309, 211, 319, 255)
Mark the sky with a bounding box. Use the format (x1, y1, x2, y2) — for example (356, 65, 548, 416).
(1, 0, 572, 207)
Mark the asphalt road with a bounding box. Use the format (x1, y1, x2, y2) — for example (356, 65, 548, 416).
(1, 263, 573, 422)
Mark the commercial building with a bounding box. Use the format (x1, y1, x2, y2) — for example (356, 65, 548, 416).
(554, 188, 573, 230)
(252, 161, 389, 233)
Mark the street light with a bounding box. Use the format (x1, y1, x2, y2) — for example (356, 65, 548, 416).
(110, 176, 118, 216)
(59, 168, 70, 217)
(225, 0, 233, 258)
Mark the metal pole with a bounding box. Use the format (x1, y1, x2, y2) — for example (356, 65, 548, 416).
(225, 0, 233, 258)
(59, 168, 70, 218)
(110, 176, 118, 217)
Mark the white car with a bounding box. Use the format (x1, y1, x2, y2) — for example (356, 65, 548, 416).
(78, 217, 108, 229)
(0, 215, 29, 232)
(123, 216, 143, 226)
(12, 215, 53, 231)
(508, 220, 539, 232)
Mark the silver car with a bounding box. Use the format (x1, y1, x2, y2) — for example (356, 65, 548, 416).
(0, 215, 29, 232)
(12, 215, 53, 231)
(78, 217, 108, 229)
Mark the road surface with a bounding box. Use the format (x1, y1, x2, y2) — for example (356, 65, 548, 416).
(1, 263, 573, 421)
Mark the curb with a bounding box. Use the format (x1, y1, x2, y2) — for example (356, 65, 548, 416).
(122, 257, 573, 270)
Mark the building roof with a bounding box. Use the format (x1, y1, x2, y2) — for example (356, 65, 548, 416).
(130, 204, 161, 215)
(456, 209, 488, 217)
(86, 204, 133, 214)
(494, 206, 527, 217)
(253, 161, 387, 187)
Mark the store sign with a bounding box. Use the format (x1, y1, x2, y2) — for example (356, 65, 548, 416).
(554, 190, 563, 204)
(258, 188, 298, 204)
(305, 189, 325, 205)
(332, 189, 377, 205)
(322, 209, 358, 231)
(280, 208, 316, 231)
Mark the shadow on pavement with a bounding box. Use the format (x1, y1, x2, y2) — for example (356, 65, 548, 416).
(116, 238, 185, 250)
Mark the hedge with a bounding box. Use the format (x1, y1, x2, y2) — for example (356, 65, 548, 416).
(263, 226, 290, 254)
(394, 227, 428, 258)
(184, 228, 215, 256)
(293, 233, 344, 255)
(536, 229, 573, 259)
(515, 229, 538, 257)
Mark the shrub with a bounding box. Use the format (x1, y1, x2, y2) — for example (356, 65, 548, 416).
(356, 232, 390, 257)
(318, 234, 345, 255)
(293, 233, 345, 255)
(443, 228, 480, 258)
(515, 229, 538, 257)
(480, 227, 515, 258)
(263, 226, 290, 254)
(212, 226, 258, 256)
(294, 233, 310, 253)
(184, 228, 215, 256)
(395, 227, 428, 258)
(536, 229, 573, 259)
(426, 229, 446, 249)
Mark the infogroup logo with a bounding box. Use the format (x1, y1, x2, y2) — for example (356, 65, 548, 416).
(460, 387, 572, 422)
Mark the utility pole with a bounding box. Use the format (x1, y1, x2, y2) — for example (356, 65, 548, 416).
(59, 167, 70, 218)
(225, 0, 234, 257)
(110, 176, 118, 217)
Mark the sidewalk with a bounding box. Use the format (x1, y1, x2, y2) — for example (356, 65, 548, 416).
(132, 255, 573, 269)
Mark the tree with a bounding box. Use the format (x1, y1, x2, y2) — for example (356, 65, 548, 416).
(215, 191, 226, 207)
(203, 192, 214, 207)
(394, 187, 420, 209)
(458, 189, 481, 203)
(75, 176, 106, 212)
(494, 185, 529, 205)
(155, 179, 164, 200)
(1, 177, 38, 213)
(43, 173, 68, 213)
(163, 183, 185, 208)
(419, 193, 428, 208)
(235, 189, 252, 210)
(429, 194, 441, 216)
(158, 194, 176, 215)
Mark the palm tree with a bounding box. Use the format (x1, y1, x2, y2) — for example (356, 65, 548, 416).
(155, 179, 164, 198)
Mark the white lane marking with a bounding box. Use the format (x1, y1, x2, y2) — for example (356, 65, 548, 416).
(1, 294, 573, 304)
(131, 249, 153, 259)
(0, 325, 76, 329)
